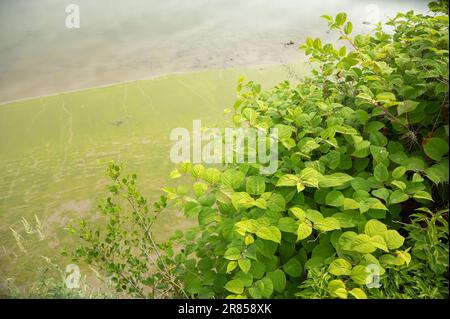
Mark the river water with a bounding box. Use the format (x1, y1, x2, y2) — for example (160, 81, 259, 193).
(0, 0, 428, 103)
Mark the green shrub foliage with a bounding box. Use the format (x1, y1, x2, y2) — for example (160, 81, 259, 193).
(71, 1, 448, 299)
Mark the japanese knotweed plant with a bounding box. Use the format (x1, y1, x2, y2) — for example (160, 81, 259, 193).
(70, 1, 448, 299)
(162, 1, 448, 299)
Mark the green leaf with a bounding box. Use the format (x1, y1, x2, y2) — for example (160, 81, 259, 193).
(169, 168, 181, 179)
(238, 259, 251, 274)
(372, 188, 391, 201)
(319, 173, 353, 187)
(299, 167, 323, 188)
(328, 258, 352, 276)
(392, 166, 406, 179)
(282, 258, 303, 277)
(413, 190, 433, 201)
(370, 235, 389, 252)
(357, 93, 373, 101)
(226, 261, 238, 273)
(350, 265, 370, 285)
(349, 288, 367, 299)
(204, 168, 221, 184)
(364, 219, 387, 237)
(290, 207, 306, 220)
(343, 198, 360, 210)
(328, 279, 347, 299)
(256, 226, 282, 244)
(376, 92, 396, 104)
(192, 164, 205, 178)
(246, 176, 266, 195)
(389, 190, 409, 204)
(198, 208, 216, 226)
(423, 138, 448, 161)
(383, 230, 404, 250)
(391, 180, 406, 191)
(350, 234, 376, 253)
(276, 174, 299, 187)
(250, 277, 273, 298)
(297, 220, 313, 241)
(397, 100, 419, 115)
(193, 182, 208, 197)
(374, 163, 389, 182)
(224, 247, 242, 260)
(425, 160, 449, 184)
(344, 21, 353, 34)
(224, 279, 244, 294)
(335, 12, 347, 26)
(231, 192, 255, 210)
(326, 191, 345, 207)
(314, 217, 341, 232)
(266, 269, 286, 293)
(277, 217, 298, 233)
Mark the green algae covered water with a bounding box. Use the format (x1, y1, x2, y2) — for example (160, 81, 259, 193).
(0, 63, 307, 291)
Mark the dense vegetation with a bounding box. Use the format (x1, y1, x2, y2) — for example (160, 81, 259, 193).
(32, 1, 449, 299)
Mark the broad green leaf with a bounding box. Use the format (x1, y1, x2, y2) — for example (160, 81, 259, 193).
(256, 226, 282, 244)
(372, 188, 391, 201)
(425, 160, 449, 184)
(193, 181, 208, 197)
(267, 269, 286, 293)
(392, 166, 406, 179)
(169, 168, 181, 179)
(370, 235, 389, 252)
(238, 259, 251, 274)
(350, 234, 376, 253)
(396, 250, 412, 265)
(326, 190, 345, 207)
(328, 279, 347, 299)
(299, 167, 323, 188)
(349, 288, 367, 299)
(389, 190, 409, 204)
(224, 279, 244, 294)
(350, 265, 370, 285)
(297, 219, 313, 241)
(192, 164, 205, 178)
(344, 21, 353, 34)
(267, 193, 286, 212)
(413, 190, 433, 201)
(235, 219, 259, 235)
(383, 230, 404, 250)
(276, 174, 299, 187)
(198, 208, 216, 226)
(246, 176, 266, 195)
(376, 92, 396, 104)
(364, 219, 387, 237)
(335, 12, 347, 26)
(231, 192, 255, 210)
(314, 217, 341, 232)
(224, 247, 242, 260)
(319, 173, 353, 187)
(290, 207, 306, 220)
(423, 138, 448, 161)
(227, 261, 238, 273)
(332, 213, 356, 228)
(374, 163, 389, 182)
(397, 100, 419, 115)
(343, 198, 360, 210)
(277, 217, 298, 233)
(204, 168, 221, 184)
(328, 258, 352, 276)
(282, 258, 303, 277)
